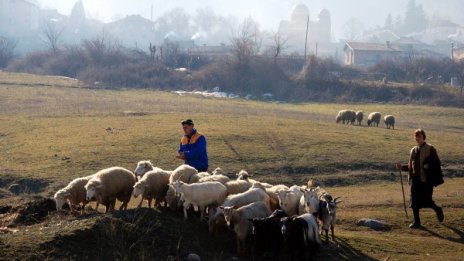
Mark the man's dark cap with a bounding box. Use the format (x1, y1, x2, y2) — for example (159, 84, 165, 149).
(181, 119, 194, 125)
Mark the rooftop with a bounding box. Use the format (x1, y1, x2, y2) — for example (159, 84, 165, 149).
(345, 42, 401, 52)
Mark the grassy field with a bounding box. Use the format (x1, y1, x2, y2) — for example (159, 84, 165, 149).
(0, 72, 463, 260)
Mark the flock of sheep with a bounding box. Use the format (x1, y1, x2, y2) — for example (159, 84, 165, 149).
(336, 110, 396, 129)
(54, 162, 341, 259)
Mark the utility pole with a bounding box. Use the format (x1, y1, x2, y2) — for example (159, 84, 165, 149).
(304, 15, 309, 60)
(150, 4, 154, 21)
(315, 42, 318, 57)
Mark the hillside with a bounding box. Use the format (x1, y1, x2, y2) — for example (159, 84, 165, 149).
(0, 72, 463, 260)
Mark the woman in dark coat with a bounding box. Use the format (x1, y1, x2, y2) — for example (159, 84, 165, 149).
(408, 129, 444, 228)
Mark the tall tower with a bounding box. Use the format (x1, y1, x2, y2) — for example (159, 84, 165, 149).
(70, 0, 86, 25)
(317, 9, 331, 44)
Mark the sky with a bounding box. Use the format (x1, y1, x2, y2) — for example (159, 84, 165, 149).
(37, 0, 464, 40)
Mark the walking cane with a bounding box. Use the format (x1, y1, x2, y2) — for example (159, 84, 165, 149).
(396, 164, 409, 219)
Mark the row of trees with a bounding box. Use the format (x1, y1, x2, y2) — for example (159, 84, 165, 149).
(2, 14, 463, 104)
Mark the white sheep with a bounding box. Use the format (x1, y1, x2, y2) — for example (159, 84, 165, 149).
(54, 175, 98, 212)
(355, 111, 364, 125)
(236, 170, 274, 188)
(236, 170, 254, 181)
(208, 186, 270, 233)
(133, 168, 171, 208)
(85, 167, 136, 213)
(171, 180, 227, 220)
(367, 112, 382, 127)
(134, 160, 155, 178)
(384, 115, 395, 129)
(169, 164, 198, 184)
(165, 185, 178, 209)
(188, 172, 211, 183)
(336, 110, 356, 125)
(265, 184, 289, 211)
(198, 174, 230, 184)
(212, 167, 226, 175)
(277, 185, 303, 216)
(225, 180, 252, 195)
(221, 201, 271, 254)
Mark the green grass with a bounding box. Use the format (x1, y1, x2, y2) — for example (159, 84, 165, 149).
(0, 72, 463, 260)
(1, 72, 463, 184)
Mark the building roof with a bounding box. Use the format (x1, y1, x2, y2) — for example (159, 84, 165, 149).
(430, 19, 460, 28)
(393, 37, 425, 45)
(344, 42, 401, 52)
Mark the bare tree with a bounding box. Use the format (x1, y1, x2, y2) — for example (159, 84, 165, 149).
(149, 43, 157, 62)
(0, 37, 17, 68)
(343, 17, 364, 41)
(42, 22, 64, 53)
(268, 31, 288, 64)
(231, 17, 262, 65)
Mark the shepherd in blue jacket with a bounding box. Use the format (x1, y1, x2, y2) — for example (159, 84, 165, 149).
(176, 119, 208, 172)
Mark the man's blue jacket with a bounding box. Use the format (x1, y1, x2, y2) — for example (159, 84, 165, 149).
(178, 129, 208, 171)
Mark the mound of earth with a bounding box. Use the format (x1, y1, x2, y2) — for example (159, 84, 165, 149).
(0, 176, 50, 195)
(41, 208, 237, 261)
(0, 197, 56, 227)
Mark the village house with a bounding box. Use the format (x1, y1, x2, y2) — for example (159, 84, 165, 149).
(343, 41, 402, 68)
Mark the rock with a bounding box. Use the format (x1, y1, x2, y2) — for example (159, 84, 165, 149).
(187, 253, 201, 261)
(357, 218, 391, 231)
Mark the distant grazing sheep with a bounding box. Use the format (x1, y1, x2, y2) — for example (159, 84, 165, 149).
(383, 115, 395, 129)
(169, 164, 198, 184)
(133, 168, 171, 208)
(367, 112, 382, 127)
(355, 111, 364, 125)
(85, 167, 136, 213)
(54, 175, 98, 212)
(336, 110, 356, 125)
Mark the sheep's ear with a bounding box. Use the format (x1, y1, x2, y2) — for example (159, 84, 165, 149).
(96, 184, 104, 189)
(229, 205, 235, 209)
(219, 206, 224, 209)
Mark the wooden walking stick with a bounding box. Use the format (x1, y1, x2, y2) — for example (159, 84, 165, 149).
(396, 163, 409, 219)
